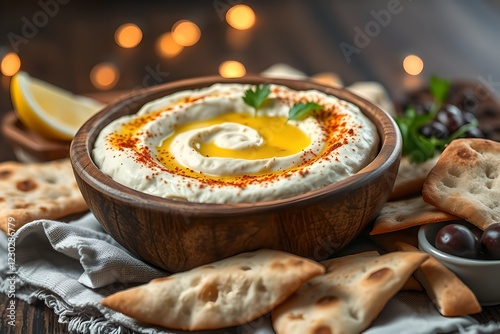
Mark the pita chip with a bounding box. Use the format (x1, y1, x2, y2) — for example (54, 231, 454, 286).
(101, 249, 324, 331)
(272, 251, 428, 334)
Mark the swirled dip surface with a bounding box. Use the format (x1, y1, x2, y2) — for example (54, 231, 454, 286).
(93, 84, 379, 203)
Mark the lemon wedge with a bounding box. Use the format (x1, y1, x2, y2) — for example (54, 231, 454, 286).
(10, 71, 105, 141)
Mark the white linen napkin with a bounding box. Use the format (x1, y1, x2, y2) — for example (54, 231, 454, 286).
(1, 213, 499, 334)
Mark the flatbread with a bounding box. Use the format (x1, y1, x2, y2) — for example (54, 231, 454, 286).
(272, 251, 428, 334)
(346, 81, 397, 116)
(370, 196, 459, 235)
(401, 275, 423, 291)
(423, 138, 500, 230)
(0, 159, 87, 234)
(390, 154, 440, 200)
(395, 242, 481, 316)
(369, 226, 420, 251)
(101, 249, 325, 331)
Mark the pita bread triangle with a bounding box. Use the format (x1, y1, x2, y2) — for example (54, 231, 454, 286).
(101, 249, 325, 331)
(272, 250, 428, 334)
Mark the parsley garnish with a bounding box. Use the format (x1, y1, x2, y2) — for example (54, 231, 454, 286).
(242, 84, 271, 116)
(242, 85, 324, 121)
(429, 75, 450, 108)
(287, 102, 324, 121)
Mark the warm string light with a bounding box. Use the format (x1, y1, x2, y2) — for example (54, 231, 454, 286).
(403, 54, 424, 76)
(90, 62, 120, 90)
(219, 60, 246, 78)
(115, 23, 143, 48)
(90, 18, 253, 88)
(226, 4, 256, 30)
(156, 32, 184, 58)
(1, 52, 21, 76)
(171, 20, 201, 47)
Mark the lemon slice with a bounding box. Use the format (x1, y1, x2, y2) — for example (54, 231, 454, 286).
(10, 71, 105, 141)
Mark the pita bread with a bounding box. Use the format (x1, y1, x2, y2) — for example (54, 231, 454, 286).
(310, 72, 343, 88)
(423, 138, 500, 230)
(390, 154, 440, 200)
(0, 159, 87, 234)
(369, 226, 421, 253)
(401, 275, 423, 291)
(346, 81, 397, 116)
(101, 249, 325, 331)
(272, 251, 428, 334)
(395, 242, 481, 316)
(369, 226, 420, 252)
(370, 196, 459, 235)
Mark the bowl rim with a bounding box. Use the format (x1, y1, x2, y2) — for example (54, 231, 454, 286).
(70, 75, 402, 216)
(418, 222, 500, 266)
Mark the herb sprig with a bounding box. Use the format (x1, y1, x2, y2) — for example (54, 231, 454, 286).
(242, 84, 271, 116)
(395, 75, 477, 163)
(429, 75, 451, 108)
(287, 102, 323, 121)
(242, 85, 324, 121)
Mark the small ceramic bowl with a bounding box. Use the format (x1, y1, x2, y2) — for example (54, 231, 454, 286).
(418, 222, 500, 306)
(71, 75, 402, 272)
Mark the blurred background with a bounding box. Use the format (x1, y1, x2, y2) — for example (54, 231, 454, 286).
(2, 0, 500, 158)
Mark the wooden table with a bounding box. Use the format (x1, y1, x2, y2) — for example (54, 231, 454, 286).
(2, 1, 500, 332)
(0, 294, 68, 333)
(4, 291, 500, 334)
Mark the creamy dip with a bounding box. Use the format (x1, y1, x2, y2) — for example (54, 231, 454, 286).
(93, 83, 379, 203)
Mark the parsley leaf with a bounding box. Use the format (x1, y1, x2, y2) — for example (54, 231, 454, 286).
(395, 107, 439, 163)
(429, 75, 451, 107)
(395, 106, 435, 160)
(287, 102, 323, 121)
(242, 84, 271, 115)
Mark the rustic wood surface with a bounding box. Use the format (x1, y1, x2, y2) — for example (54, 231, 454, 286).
(2, 1, 500, 332)
(0, 294, 68, 334)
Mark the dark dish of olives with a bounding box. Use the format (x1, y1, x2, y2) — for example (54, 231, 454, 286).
(435, 221, 500, 260)
(400, 81, 492, 141)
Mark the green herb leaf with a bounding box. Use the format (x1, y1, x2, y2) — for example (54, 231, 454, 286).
(408, 133, 439, 163)
(287, 102, 323, 121)
(430, 75, 451, 106)
(242, 84, 271, 115)
(447, 119, 478, 142)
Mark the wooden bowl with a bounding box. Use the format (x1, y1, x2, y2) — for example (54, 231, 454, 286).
(70, 76, 402, 272)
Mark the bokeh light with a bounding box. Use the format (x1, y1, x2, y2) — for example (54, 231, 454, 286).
(1, 52, 21, 76)
(156, 32, 184, 58)
(226, 5, 256, 30)
(171, 20, 201, 47)
(219, 60, 246, 78)
(90, 62, 120, 90)
(115, 23, 143, 48)
(403, 54, 424, 76)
